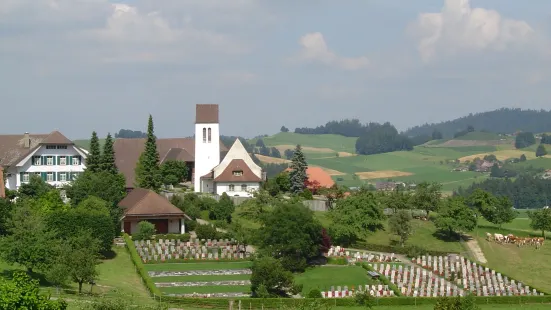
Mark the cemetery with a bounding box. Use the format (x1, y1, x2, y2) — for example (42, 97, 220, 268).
(326, 246, 402, 263)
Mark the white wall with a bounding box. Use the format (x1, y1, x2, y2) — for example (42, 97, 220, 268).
(194, 123, 220, 192)
(213, 139, 262, 179)
(168, 219, 181, 234)
(216, 182, 260, 197)
(6, 144, 86, 190)
(201, 179, 215, 194)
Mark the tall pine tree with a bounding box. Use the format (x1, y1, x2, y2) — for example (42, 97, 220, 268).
(289, 144, 308, 194)
(135, 115, 162, 191)
(86, 131, 101, 173)
(100, 133, 117, 174)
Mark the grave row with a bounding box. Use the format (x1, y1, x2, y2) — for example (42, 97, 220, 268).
(148, 269, 252, 278)
(155, 280, 251, 288)
(327, 246, 400, 263)
(135, 240, 250, 263)
(166, 292, 251, 298)
(412, 255, 543, 297)
(321, 284, 395, 298)
(370, 263, 463, 297)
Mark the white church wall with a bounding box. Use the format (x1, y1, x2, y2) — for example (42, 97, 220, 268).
(194, 123, 220, 192)
(216, 182, 260, 197)
(213, 139, 261, 179)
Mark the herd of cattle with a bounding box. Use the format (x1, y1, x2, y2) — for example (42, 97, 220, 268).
(486, 233, 544, 249)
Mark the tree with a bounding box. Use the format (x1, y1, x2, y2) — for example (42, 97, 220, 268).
(134, 221, 156, 240)
(135, 115, 162, 191)
(536, 144, 548, 157)
(66, 170, 126, 208)
(270, 147, 281, 158)
(209, 193, 235, 223)
(0, 198, 13, 236)
(519, 154, 527, 162)
(320, 228, 332, 253)
(64, 231, 101, 294)
(434, 196, 477, 240)
(280, 126, 289, 133)
(255, 139, 266, 148)
(467, 189, 499, 222)
(384, 190, 411, 213)
(257, 202, 322, 272)
(18, 174, 53, 199)
(0, 271, 67, 309)
(86, 131, 102, 173)
(412, 182, 442, 217)
(432, 129, 443, 140)
(195, 224, 218, 240)
(284, 149, 294, 160)
(170, 194, 201, 219)
(434, 294, 479, 310)
(250, 256, 300, 297)
(160, 160, 189, 186)
(329, 191, 385, 246)
(388, 210, 414, 247)
(489, 196, 517, 229)
(0, 205, 60, 273)
(528, 208, 551, 238)
(490, 164, 503, 178)
(355, 122, 413, 155)
(515, 132, 536, 149)
(289, 145, 308, 194)
(101, 133, 118, 174)
(321, 184, 345, 210)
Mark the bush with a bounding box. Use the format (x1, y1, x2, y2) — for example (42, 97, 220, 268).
(300, 189, 313, 200)
(195, 223, 218, 240)
(307, 289, 322, 298)
(184, 219, 197, 232)
(134, 221, 156, 240)
(153, 233, 190, 242)
(327, 257, 348, 265)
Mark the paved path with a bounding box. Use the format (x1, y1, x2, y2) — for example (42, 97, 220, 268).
(462, 235, 488, 264)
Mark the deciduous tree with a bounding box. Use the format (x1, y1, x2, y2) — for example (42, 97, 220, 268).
(160, 160, 188, 186)
(388, 210, 414, 247)
(434, 197, 477, 240)
(289, 145, 308, 194)
(135, 115, 162, 192)
(412, 182, 442, 217)
(18, 175, 53, 199)
(0, 197, 12, 236)
(528, 208, 551, 238)
(251, 256, 300, 297)
(209, 192, 234, 223)
(101, 133, 117, 174)
(66, 171, 126, 208)
(515, 132, 536, 149)
(64, 231, 101, 294)
(86, 131, 102, 173)
(0, 271, 67, 309)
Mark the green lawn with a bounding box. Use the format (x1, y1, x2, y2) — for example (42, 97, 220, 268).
(334, 305, 551, 310)
(258, 132, 357, 153)
(294, 265, 374, 294)
(144, 261, 252, 272)
(159, 285, 250, 294)
(153, 274, 250, 283)
(73, 138, 105, 151)
(452, 132, 503, 141)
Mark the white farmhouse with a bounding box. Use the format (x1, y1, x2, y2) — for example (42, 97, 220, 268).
(194, 104, 265, 197)
(0, 131, 87, 190)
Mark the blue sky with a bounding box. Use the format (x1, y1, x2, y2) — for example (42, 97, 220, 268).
(1, 0, 550, 139)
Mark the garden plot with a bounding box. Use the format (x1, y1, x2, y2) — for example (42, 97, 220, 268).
(326, 246, 401, 263)
(146, 261, 252, 298)
(411, 255, 544, 297)
(134, 238, 251, 263)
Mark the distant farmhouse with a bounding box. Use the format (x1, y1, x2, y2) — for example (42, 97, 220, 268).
(0, 131, 87, 190)
(114, 104, 265, 197)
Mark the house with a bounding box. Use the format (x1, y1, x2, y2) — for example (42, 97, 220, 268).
(0, 131, 87, 190)
(376, 182, 397, 191)
(284, 167, 335, 189)
(199, 139, 265, 197)
(476, 160, 496, 172)
(118, 188, 190, 235)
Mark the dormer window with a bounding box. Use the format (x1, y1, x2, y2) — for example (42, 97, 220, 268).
(233, 171, 243, 176)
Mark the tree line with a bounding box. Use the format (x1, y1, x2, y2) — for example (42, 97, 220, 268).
(405, 108, 551, 138)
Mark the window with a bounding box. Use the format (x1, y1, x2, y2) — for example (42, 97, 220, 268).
(59, 156, 66, 165)
(202, 128, 206, 143)
(59, 173, 67, 182)
(47, 172, 53, 182)
(46, 156, 54, 166)
(57, 145, 67, 149)
(46, 145, 56, 149)
(241, 184, 247, 191)
(22, 173, 29, 183)
(229, 184, 235, 191)
(208, 128, 212, 143)
(72, 157, 79, 165)
(33, 156, 41, 166)
(233, 171, 243, 176)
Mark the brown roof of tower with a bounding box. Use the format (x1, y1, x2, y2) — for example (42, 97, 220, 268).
(213, 159, 261, 182)
(118, 188, 189, 218)
(114, 138, 228, 188)
(195, 104, 219, 124)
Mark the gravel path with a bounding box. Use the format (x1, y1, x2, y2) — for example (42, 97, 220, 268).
(462, 235, 488, 264)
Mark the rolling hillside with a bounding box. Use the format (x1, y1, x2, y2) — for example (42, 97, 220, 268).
(253, 132, 551, 192)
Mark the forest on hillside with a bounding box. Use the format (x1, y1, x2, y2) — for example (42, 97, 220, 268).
(404, 108, 551, 138)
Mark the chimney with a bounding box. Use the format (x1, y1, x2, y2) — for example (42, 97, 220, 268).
(0, 167, 5, 199)
(23, 132, 30, 148)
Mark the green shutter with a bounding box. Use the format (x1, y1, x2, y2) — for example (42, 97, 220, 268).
(67, 156, 72, 166)
(56, 156, 59, 165)
(41, 172, 46, 181)
(78, 156, 81, 165)
(19, 172, 23, 182)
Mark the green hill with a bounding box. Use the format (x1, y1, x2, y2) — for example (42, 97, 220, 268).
(74, 139, 105, 151)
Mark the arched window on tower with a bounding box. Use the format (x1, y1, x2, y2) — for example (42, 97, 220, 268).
(202, 128, 206, 143)
(208, 128, 212, 143)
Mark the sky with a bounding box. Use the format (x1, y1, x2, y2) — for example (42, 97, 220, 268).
(1, 0, 551, 139)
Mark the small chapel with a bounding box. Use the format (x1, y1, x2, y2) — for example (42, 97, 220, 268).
(193, 104, 265, 197)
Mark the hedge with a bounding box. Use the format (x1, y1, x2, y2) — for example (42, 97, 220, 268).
(360, 263, 402, 296)
(122, 233, 162, 296)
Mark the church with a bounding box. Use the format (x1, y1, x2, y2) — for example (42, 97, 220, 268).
(114, 104, 264, 197)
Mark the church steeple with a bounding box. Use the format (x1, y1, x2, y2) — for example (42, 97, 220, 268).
(194, 104, 220, 193)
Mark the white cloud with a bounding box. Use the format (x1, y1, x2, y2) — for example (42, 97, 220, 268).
(410, 0, 534, 62)
(294, 32, 369, 71)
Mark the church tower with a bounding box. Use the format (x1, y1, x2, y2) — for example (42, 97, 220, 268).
(194, 104, 220, 192)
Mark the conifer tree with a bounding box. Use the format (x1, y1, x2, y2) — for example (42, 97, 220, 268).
(135, 115, 161, 191)
(86, 131, 101, 173)
(289, 144, 308, 194)
(536, 143, 548, 158)
(100, 133, 117, 174)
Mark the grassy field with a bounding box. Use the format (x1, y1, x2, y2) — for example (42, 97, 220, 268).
(294, 265, 375, 294)
(144, 261, 252, 295)
(74, 138, 105, 150)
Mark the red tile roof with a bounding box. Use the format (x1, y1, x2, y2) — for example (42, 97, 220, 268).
(196, 104, 219, 124)
(118, 188, 187, 218)
(285, 167, 335, 188)
(213, 159, 261, 182)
